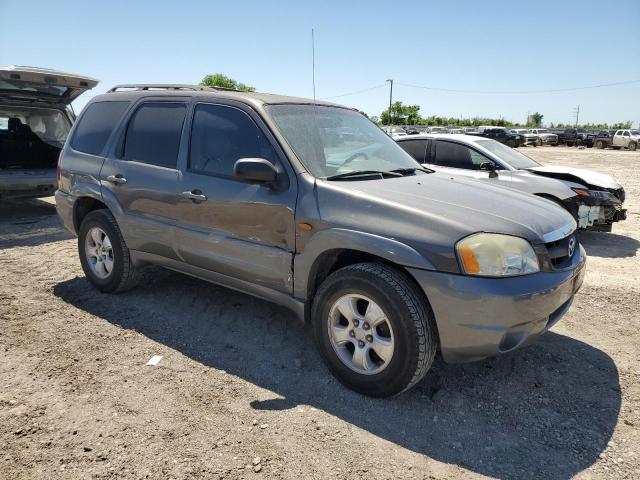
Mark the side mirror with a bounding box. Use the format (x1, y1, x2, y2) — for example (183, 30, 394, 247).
(234, 158, 278, 185)
(479, 161, 499, 178)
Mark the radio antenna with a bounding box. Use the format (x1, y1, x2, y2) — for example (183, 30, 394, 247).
(312, 28, 316, 103)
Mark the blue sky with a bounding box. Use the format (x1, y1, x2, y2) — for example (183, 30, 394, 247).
(2, 0, 639, 126)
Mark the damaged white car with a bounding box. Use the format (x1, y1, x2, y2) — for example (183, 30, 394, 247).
(396, 134, 627, 232)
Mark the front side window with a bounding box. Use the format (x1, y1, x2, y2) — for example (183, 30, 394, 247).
(71, 101, 129, 155)
(476, 139, 541, 169)
(189, 104, 278, 177)
(434, 141, 490, 170)
(623, 131, 630, 137)
(267, 104, 420, 178)
(122, 102, 186, 169)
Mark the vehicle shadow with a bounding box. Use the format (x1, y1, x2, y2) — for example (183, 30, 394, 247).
(54, 271, 620, 480)
(578, 230, 640, 258)
(0, 197, 73, 250)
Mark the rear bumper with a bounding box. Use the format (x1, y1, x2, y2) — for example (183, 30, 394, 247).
(55, 190, 77, 234)
(0, 169, 56, 199)
(407, 245, 586, 363)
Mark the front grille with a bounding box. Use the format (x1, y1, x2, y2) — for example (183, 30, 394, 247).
(545, 233, 577, 269)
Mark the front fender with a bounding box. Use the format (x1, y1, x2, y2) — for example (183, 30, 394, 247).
(293, 228, 435, 300)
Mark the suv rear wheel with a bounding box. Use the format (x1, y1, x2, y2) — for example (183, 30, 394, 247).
(78, 209, 139, 293)
(629, 142, 637, 151)
(311, 262, 437, 397)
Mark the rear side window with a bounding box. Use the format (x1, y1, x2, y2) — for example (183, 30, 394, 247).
(122, 103, 186, 169)
(398, 139, 428, 163)
(189, 104, 278, 177)
(71, 101, 129, 155)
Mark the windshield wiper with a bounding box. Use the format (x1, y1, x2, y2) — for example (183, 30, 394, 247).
(388, 166, 434, 175)
(325, 170, 402, 181)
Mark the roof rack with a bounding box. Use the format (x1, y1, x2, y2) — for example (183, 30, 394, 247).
(106, 84, 240, 93)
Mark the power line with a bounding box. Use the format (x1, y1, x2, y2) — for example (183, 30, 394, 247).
(321, 83, 387, 99)
(396, 79, 640, 94)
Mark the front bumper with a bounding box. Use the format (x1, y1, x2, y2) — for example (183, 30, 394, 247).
(407, 245, 586, 363)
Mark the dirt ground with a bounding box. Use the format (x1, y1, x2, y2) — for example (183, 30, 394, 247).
(1, 146, 639, 480)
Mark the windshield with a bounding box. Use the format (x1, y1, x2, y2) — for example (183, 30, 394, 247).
(0, 106, 71, 147)
(267, 105, 421, 178)
(537, 129, 549, 133)
(476, 139, 541, 169)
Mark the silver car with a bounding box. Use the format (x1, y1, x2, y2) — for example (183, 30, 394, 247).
(396, 134, 626, 231)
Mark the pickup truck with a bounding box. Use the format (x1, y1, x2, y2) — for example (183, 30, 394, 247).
(557, 128, 596, 147)
(0, 65, 97, 200)
(593, 129, 640, 151)
(465, 126, 522, 147)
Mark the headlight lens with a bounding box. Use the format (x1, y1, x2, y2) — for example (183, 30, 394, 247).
(571, 188, 616, 200)
(456, 233, 540, 276)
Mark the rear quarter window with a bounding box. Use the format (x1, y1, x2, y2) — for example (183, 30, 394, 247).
(71, 101, 130, 155)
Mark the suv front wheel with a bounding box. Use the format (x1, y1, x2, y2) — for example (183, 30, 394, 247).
(312, 262, 437, 397)
(78, 209, 139, 293)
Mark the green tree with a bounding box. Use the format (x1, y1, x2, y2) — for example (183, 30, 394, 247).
(529, 112, 544, 127)
(380, 101, 421, 125)
(200, 73, 256, 92)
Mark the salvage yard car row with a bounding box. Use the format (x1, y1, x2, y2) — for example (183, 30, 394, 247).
(0, 65, 629, 397)
(385, 124, 639, 150)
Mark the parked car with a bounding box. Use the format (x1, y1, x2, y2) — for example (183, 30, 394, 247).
(593, 129, 640, 151)
(0, 65, 98, 200)
(396, 133, 626, 231)
(529, 128, 559, 146)
(557, 128, 596, 147)
(383, 126, 407, 137)
(448, 128, 464, 134)
(57, 85, 585, 397)
(511, 128, 539, 146)
(426, 126, 449, 134)
(466, 126, 522, 147)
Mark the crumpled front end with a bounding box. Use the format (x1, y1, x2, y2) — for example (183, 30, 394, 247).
(563, 188, 627, 230)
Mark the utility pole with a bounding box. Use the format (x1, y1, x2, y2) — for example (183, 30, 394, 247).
(573, 105, 580, 127)
(526, 111, 530, 127)
(386, 79, 393, 125)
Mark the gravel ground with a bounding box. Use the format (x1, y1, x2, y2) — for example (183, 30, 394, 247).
(1, 146, 639, 480)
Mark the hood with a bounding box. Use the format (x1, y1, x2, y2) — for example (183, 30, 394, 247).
(527, 166, 621, 189)
(0, 65, 98, 106)
(316, 173, 576, 250)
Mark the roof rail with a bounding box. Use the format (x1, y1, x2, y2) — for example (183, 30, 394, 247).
(106, 84, 240, 93)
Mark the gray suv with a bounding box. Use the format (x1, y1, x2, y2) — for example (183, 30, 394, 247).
(56, 85, 586, 397)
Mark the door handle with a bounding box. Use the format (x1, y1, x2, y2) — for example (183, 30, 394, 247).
(181, 190, 207, 203)
(106, 174, 127, 185)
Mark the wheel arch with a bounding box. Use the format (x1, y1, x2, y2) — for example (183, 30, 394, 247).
(295, 228, 436, 320)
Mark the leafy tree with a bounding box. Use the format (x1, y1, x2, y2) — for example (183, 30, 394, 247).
(200, 73, 255, 92)
(380, 102, 421, 125)
(528, 112, 544, 127)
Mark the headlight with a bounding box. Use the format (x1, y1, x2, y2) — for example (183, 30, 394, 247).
(456, 233, 540, 276)
(571, 188, 616, 200)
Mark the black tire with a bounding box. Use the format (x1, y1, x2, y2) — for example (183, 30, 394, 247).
(78, 209, 139, 293)
(629, 142, 637, 151)
(536, 138, 542, 147)
(506, 139, 516, 148)
(311, 262, 437, 397)
(567, 141, 574, 147)
(596, 140, 604, 149)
